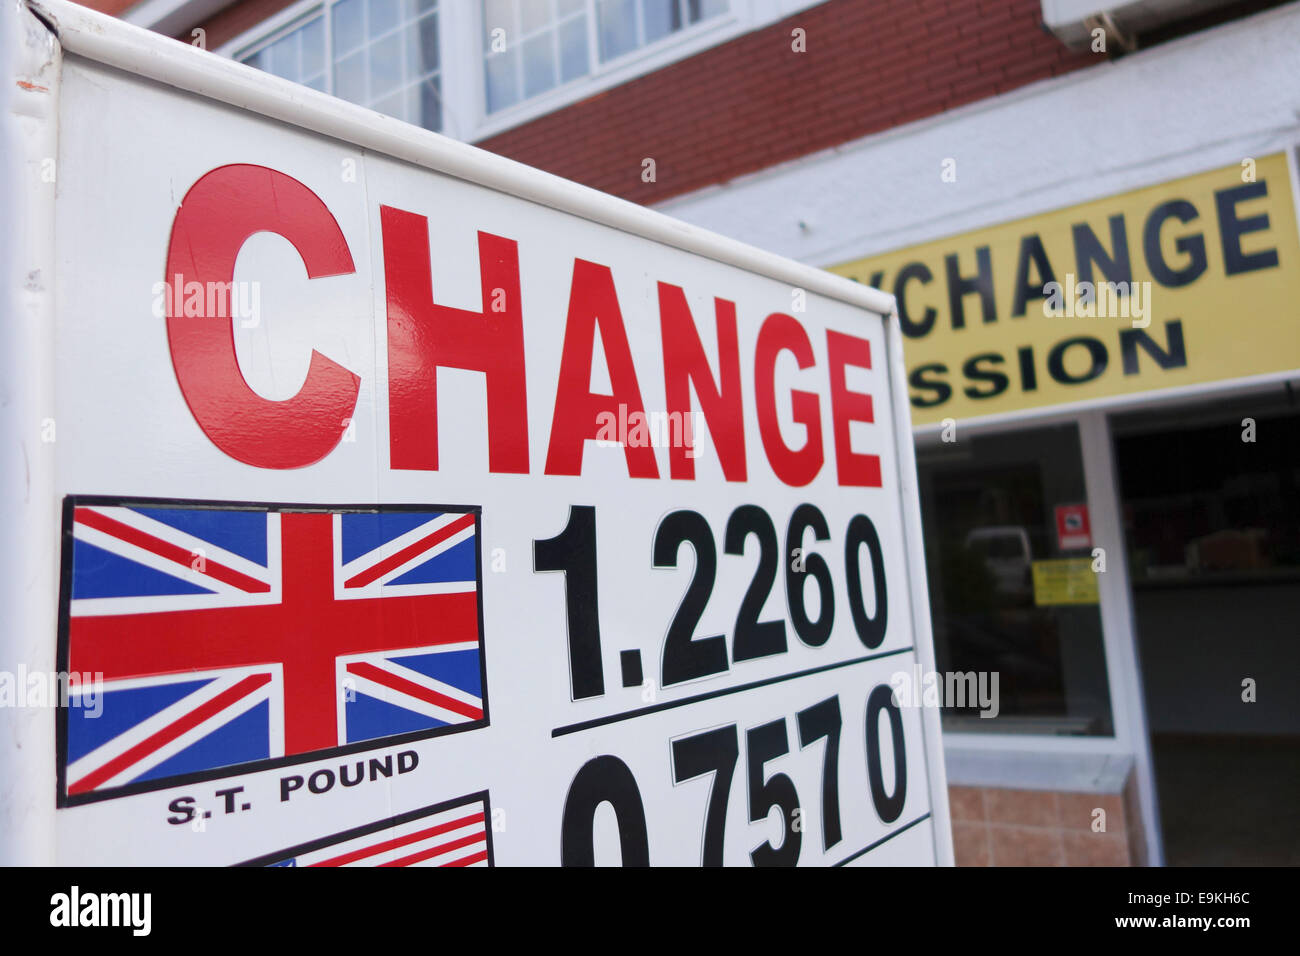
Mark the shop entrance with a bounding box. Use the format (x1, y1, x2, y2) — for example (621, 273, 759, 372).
(1111, 386, 1300, 865)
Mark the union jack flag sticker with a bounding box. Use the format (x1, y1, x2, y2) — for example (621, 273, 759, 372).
(55, 497, 488, 806)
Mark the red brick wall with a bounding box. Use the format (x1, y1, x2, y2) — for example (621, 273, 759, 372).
(70, 0, 301, 37)
(187, 0, 300, 51)
(72, 0, 140, 16)
(478, 0, 1094, 204)
(99, 0, 1094, 205)
(949, 783, 1141, 866)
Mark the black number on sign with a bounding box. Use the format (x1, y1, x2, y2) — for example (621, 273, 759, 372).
(560, 755, 650, 866)
(534, 505, 604, 700)
(796, 696, 843, 850)
(746, 719, 802, 866)
(671, 725, 740, 867)
(865, 684, 907, 823)
(786, 504, 835, 647)
(845, 514, 888, 648)
(724, 505, 788, 662)
(655, 510, 728, 686)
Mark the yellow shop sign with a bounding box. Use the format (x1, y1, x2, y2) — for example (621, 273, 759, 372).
(831, 154, 1300, 425)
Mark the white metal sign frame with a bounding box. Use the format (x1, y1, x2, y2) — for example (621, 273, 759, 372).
(1, 0, 951, 866)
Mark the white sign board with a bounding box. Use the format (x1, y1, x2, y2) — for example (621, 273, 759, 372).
(1, 0, 951, 866)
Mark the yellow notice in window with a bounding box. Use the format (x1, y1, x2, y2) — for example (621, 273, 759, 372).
(1031, 559, 1099, 606)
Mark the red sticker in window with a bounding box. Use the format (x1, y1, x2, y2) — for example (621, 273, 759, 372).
(1055, 503, 1091, 551)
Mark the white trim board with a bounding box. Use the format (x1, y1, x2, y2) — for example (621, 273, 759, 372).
(944, 747, 1135, 794)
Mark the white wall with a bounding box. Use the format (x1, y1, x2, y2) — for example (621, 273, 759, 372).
(655, 2, 1300, 271)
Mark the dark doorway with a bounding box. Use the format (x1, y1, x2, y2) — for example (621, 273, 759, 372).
(1112, 386, 1300, 865)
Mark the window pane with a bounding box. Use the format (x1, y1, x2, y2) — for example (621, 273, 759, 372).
(917, 423, 1114, 736)
(519, 0, 551, 34)
(369, 32, 405, 97)
(485, 48, 518, 111)
(557, 15, 588, 82)
(483, 0, 513, 46)
(597, 0, 638, 60)
(594, 0, 724, 61)
(521, 32, 556, 98)
(372, 86, 409, 122)
(642, 0, 680, 45)
(368, 0, 401, 37)
(335, 50, 367, 102)
(419, 76, 443, 130)
(688, 0, 725, 22)
(333, 0, 365, 56)
(415, 12, 440, 73)
(241, 15, 327, 88)
(266, 34, 298, 79)
(483, 0, 593, 111)
(321, 0, 441, 130)
(300, 16, 325, 79)
(240, 2, 439, 129)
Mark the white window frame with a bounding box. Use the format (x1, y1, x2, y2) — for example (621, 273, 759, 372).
(224, 0, 445, 130)
(217, 0, 826, 142)
(233, 4, 330, 91)
(472, 0, 739, 138)
(223, 1, 329, 75)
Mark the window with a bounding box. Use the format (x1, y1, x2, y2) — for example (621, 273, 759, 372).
(242, 13, 328, 91)
(482, 0, 727, 114)
(239, 0, 443, 132)
(227, 0, 807, 139)
(916, 423, 1115, 736)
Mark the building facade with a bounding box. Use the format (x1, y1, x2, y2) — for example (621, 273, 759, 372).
(87, 0, 1300, 866)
